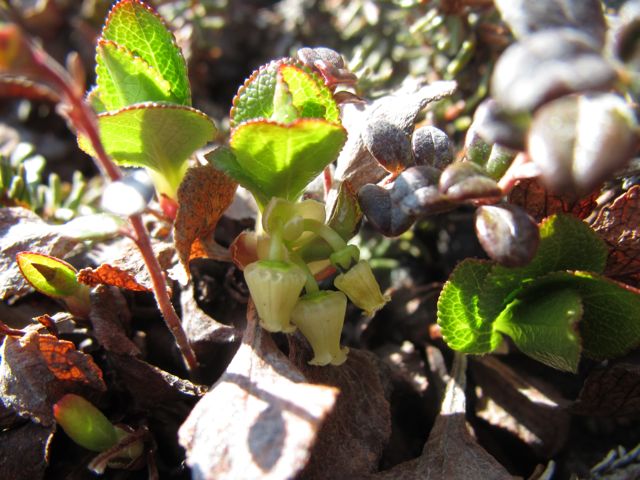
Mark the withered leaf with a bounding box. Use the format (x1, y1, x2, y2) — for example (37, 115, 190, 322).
(572, 353, 640, 417)
(508, 178, 597, 223)
(592, 185, 640, 283)
(89, 286, 140, 356)
(0, 420, 54, 480)
(289, 336, 392, 479)
(471, 356, 570, 457)
(174, 164, 238, 273)
(373, 354, 513, 480)
(180, 284, 240, 352)
(0, 330, 106, 425)
(328, 82, 456, 213)
(179, 303, 338, 480)
(78, 263, 150, 292)
(88, 236, 175, 291)
(0, 207, 77, 301)
(108, 354, 205, 416)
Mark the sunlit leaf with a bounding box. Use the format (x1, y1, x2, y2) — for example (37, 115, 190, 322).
(225, 119, 346, 208)
(94, 39, 174, 112)
(279, 64, 339, 122)
(437, 259, 502, 354)
(16, 251, 80, 298)
(101, 0, 190, 104)
(78, 103, 215, 197)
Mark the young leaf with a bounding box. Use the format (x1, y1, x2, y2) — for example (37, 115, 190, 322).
(78, 103, 215, 197)
(94, 40, 174, 112)
(437, 259, 503, 354)
(53, 394, 119, 452)
(478, 214, 608, 321)
(16, 251, 80, 298)
(101, 0, 190, 105)
(230, 60, 339, 128)
(230, 60, 281, 128)
(227, 119, 346, 208)
(279, 64, 340, 122)
(493, 288, 583, 373)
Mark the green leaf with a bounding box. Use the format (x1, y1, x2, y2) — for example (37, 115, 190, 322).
(229, 61, 340, 128)
(437, 259, 503, 354)
(78, 103, 215, 197)
(280, 64, 339, 123)
(494, 288, 583, 372)
(230, 60, 280, 128)
(520, 271, 640, 360)
(53, 394, 118, 452)
(94, 40, 174, 111)
(101, 0, 190, 105)
(228, 119, 346, 208)
(478, 214, 608, 321)
(16, 251, 80, 298)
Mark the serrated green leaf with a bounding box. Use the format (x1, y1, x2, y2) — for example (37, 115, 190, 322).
(101, 0, 190, 105)
(437, 259, 503, 354)
(279, 64, 339, 123)
(519, 271, 640, 361)
(16, 251, 80, 298)
(204, 146, 263, 198)
(230, 61, 280, 128)
(78, 103, 215, 197)
(228, 119, 346, 208)
(86, 86, 107, 113)
(494, 288, 583, 372)
(95, 40, 174, 111)
(229, 61, 340, 128)
(478, 214, 608, 321)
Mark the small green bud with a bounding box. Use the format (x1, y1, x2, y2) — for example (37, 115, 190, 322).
(291, 290, 349, 366)
(329, 245, 360, 271)
(53, 394, 119, 452)
(334, 260, 389, 316)
(244, 260, 307, 333)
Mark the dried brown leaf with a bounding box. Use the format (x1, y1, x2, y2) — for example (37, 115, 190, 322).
(174, 164, 238, 272)
(0, 207, 77, 301)
(180, 284, 240, 352)
(0, 330, 106, 425)
(289, 335, 392, 479)
(78, 263, 150, 292)
(0, 420, 54, 480)
(572, 353, 640, 417)
(373, 355, 513, 480)
(508, 178, 597, 222)
(88, 236, 176, 290)
(89, 286, 140, 356)
(592, 185, 640, 283)
(178, 303, 338, 480)
(108, 354, 205, 416)
(471, 356, 570, 457)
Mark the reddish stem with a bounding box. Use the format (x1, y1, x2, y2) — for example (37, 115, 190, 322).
(28, 41, 198, 371)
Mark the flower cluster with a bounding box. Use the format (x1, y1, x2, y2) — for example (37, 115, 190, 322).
(244, 198, 389, 366)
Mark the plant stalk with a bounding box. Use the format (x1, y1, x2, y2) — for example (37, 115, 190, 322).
(27, 40, 198, 371)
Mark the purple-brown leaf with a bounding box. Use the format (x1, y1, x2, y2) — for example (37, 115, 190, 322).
(178, 303, 338, 480)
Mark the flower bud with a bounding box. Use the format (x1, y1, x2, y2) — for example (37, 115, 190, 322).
(244, 260, 306, 333)
(291, 291, 349, 366)
(334, 260, 389, 316)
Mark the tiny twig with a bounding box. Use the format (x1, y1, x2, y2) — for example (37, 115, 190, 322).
(24, 38, 198, 371)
